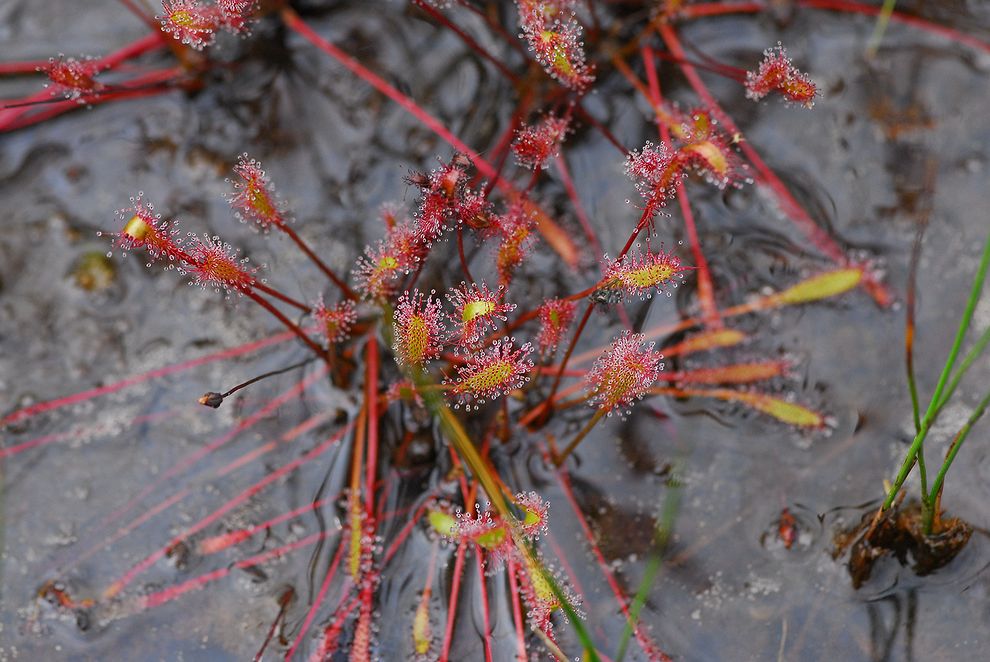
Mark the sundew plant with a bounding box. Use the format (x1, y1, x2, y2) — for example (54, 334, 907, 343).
(2, 1, 990, 660)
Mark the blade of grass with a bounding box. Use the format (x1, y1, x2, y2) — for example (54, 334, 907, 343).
(866, 0, 898, 56)
(924, 388, 990, 533)
(881, 231, 990, 511)
(616, 472, 682, 661)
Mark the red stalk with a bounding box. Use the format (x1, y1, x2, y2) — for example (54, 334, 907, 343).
(506, 555, 528, 662)
(474, 552, 495, 662)
(250, 280, 310, 311)
(642, 45, 721, 327)
(364, 336, 380, 518)
(411, 0, 519, 82)
(555, 466, 672, 661)
(1, 67, 189, 132)
(241, 287, 327, 359)
(656, 23, 893, 305)
(284, 538, 350, 661)
(280, 7, 580, 268)
(680, 1, 990, 55)
(439, 540, 468, 662)
(278, 222, 357, 300)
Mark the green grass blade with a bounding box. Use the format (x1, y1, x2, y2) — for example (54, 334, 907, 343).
(882, 231, 990, 509)
(615, 475, 682, 662)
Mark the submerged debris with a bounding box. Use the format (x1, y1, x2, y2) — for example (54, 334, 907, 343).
(834, 501, 973, 589)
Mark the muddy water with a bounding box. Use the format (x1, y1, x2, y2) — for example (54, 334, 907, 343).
(2, 2, 990, 660)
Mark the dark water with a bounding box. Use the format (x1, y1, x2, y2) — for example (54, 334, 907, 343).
(2, 2, 990, 660)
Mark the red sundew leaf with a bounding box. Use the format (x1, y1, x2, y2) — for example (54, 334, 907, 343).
(280, 10, 580, 268)
(186, 234, 259, 293)
(228, 153, 286, 230)
(516, 0, 595, 91)
(770, 268, 864, 306)
(217, 0, 256, 32)
(745, 43, 818, 108)
(446, 281, 515, 347)
(653, 386, 826, 428)
(668, 360, 789, 385)
(41, 54, 104, 101)
(158, 0, 222, 51)
(603, 245, 690, 299)
(626, 140, 683, 213)
(661, 328, 747, 356)
(445, 337, 534, 408)
(537, 298, 577, 352)
(512, 115, 569, 170)
(312, 296, 357, 344)
(586, 331, 664, 415)
(393, 289, 447, 367)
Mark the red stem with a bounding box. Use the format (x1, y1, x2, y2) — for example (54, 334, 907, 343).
(681, 1, 990, 56)
(474, 552, 495, 662)
(280, 6, 580, 268)
(642, 45, 721, 327)
(99, 31, 168, 69)
(364, 336, 380, 518)
(554, 151, 603, 259)
(555, 466, 672, 661)
(506, 555, 528, 662)
(0, 60, 52, 75)
(246, 281, 308, 311)
(656, 22, 893, 307)
(1, 67, 186, 132)
(411, 0, 519, 82)
(279, 222, 357, 300)
(241, 287, 328, 360)
(439, 540, 468, 662)
(284, 538, 349, 661)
